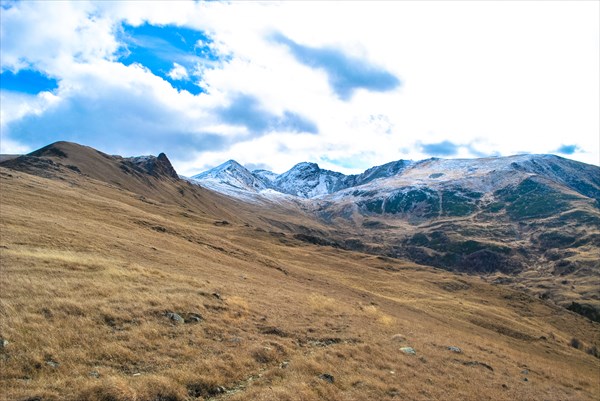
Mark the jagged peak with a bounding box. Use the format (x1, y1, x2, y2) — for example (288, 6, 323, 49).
(154, 153, 179, 179)
(216, 159, 246, 170)
(192, 159, 251, 180)
(120, 153, 179, 179)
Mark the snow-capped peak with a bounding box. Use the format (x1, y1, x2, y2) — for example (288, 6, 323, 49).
(193, 160, 244, 179)
(274, 162, 345, 198)
(191, 160, 268, 193)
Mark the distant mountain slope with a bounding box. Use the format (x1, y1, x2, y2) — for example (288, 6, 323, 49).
(316, 154, 599, 276)
(190, 153, 600, 319)
(331, 154, 599, 219)
(272, 162, 346, 198)
(251, 168, 278, 184)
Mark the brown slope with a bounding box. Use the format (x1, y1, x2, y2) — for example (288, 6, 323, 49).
(0, 149, 599, 400)
(2, 141, 192, 204)
(0, 141, 324, 233)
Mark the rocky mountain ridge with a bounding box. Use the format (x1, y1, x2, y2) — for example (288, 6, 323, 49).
(190, 154, 599, 208)
(191, 158, 414, 198)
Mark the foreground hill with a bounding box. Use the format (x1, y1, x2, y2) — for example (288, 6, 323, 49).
(191, 154, 600, 321)
(0, 142, 599, 401)
(0, 142, 326, 230)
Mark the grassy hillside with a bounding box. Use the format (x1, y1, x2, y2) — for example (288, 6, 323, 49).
(1, 166, 599, 401)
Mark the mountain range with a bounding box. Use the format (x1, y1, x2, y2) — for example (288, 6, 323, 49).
(190, 154, 599, 211)
(191, 155, 600, 311)
(191, 158, 413, 198)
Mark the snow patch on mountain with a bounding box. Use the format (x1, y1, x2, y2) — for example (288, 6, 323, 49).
(273, 162, 346, 198)
(252, 169, 278, 184)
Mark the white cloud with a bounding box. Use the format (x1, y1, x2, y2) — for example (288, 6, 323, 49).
(0, 90, 60, 126)
(0, 1, 118, 73)
(0, 136, 30, 154)
(166, 63, 189, 81)
(1, 0, 598, 175)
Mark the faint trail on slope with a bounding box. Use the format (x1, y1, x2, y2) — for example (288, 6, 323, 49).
(207, 368, 268, 400)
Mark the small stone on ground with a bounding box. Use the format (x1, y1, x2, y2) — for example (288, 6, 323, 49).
(319, 373, 335, 383)
(165, 311, 184, 324)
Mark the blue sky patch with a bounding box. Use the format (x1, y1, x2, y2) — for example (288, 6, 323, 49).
(271, 33, 401, 101)
(0, 69, 59, 94)
(118, 23, 221, 95)
(321, 155, 372, 171)
(1, 1, 17, 11)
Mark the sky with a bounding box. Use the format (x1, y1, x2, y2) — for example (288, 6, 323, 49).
(1, 1, 598, 176)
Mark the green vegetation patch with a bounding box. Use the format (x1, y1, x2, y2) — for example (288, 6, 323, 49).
(382, 189, 439, 217)
(407, 232, 510, 255)
(485, 202, 505, 213)
(567, 302, 600, 323)
(537, 231, 577, 249)
(440, 189, 482, 217)
(558, 210, 600, 226)
(362, 198, 384, 214)
(496, 178, 577, 220)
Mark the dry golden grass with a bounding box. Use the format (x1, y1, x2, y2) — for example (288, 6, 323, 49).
(1, 166, 599, 401)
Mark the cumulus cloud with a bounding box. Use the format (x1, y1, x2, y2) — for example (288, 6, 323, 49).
(167, 63, 189, 80)
(1, 63, 315, 161)
(0, 1, 118, 73)
(117, 22, 230, 95)
(0, 136, 31, 154)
